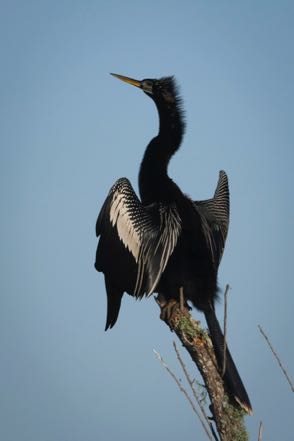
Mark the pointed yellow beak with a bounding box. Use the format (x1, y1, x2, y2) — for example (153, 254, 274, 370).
(110, 73, 141, 89)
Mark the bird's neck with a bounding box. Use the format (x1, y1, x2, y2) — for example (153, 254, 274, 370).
(139, 99, 185, 205)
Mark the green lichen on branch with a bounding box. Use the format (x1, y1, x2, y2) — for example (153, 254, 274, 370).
(157, 297, 249, 441)
(221, 396, 249, 441)
(176, 313, 204, 340)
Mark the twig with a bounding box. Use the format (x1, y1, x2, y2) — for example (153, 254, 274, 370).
(156, 295, 249, 441)
(179, 286, 184, 311)
(153, 349, 215, 441)
(222, 284, 230, 377)
(258, 325, 294, 392)
(258, 421, 263, 441)
(173, 341, 219, 441)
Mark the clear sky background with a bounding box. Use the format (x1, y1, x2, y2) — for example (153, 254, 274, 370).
(1, 1, 293, 440)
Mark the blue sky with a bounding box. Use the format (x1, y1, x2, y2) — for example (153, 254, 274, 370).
(1, 1, 293, 440)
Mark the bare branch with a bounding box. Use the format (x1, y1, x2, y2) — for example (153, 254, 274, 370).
(156, 296, 249, 441)
(153, 349, 214, 441)
(222, 284, 230, 377)
(258, 325, 294, 392)
(258, 421, 263, 441)
(172, 341, 219, 441)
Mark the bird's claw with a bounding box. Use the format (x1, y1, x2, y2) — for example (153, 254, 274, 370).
(159, 299, 180, 322)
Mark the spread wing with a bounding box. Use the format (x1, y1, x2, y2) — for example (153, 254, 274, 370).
(194, 170, 230, 268)
(95, 178, 181, 298)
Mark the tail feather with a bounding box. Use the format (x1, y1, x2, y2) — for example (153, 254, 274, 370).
(204, 306, 252, 414)
(104, 277, 123, 331)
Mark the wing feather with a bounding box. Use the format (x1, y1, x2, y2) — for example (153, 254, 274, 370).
(194, 170, 230, 267)
(96, 178, 182, 298)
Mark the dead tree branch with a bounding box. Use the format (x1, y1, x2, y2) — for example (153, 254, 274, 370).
(258, 325, 294, 392)
(156, 296, 249, 441)
(258, 421, 263, 441)
(153, 349, 215, 440)
(173, 341, 219, 441)
(222, 284, 230, 376)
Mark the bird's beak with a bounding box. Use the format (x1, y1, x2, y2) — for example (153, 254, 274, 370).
(110, 73, 141, 89)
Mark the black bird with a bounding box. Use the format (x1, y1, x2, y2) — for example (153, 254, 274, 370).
(95, 73, 252, 414)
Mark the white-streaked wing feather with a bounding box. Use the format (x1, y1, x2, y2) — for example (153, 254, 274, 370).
(142, 204, 181, 296)
(102, 178, 181, 297)
(110, 190, 141, 262)
(194, 170, 230, 267)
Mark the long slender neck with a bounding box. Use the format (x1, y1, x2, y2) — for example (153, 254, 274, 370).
(139, 98, 185, 205)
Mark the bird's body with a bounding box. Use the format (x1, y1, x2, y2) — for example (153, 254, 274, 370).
(95, 73, 251, 413)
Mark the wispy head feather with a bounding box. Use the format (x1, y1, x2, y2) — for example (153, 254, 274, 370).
(154, 76, 185, 133)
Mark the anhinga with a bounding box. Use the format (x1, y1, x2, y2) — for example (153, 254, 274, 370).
(95, 73, 252, 414)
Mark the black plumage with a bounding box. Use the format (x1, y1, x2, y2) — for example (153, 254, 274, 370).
(95, 73, 251, 413)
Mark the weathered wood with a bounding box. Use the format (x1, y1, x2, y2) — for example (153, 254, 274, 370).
(157, 297, 249, 441)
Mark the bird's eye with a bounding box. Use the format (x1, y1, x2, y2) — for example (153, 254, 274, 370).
(142, 80, 153, 95)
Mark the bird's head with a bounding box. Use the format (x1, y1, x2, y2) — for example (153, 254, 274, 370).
(110, 73, 178, 106)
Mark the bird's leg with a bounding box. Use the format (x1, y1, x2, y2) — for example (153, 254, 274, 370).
(156, 293, 179, 322)
(156, 289, 191, 324)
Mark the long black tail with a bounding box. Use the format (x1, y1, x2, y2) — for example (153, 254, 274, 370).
(204, 306, 252, 414)
(104, 276, 123, 331)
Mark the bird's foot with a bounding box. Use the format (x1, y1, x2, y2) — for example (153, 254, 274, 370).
(156, 293, 189, 325)
(160, 299, 179, 322)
